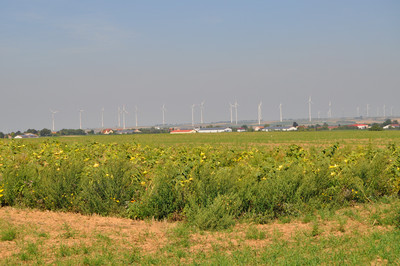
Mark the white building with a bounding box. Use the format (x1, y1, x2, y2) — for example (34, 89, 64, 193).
(197, 127, 232, 133)
(14, 133, 39, 139)
(262, 126, 297, 132)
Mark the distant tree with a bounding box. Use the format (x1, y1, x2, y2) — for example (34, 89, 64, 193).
(59, 129, 86, 135)
(393, 120, 399, 124)
(293, 122, 299, 127)
(0, 132, 4, 139)
(382, 119, 392, 127)
(87, 130, 95, 135)
(39, 128, 52, 136)
(369, 123, 383, 131)
(241, 125, 248, 130)
(25, 128, 38, 134)
(15, 131, 22, 136)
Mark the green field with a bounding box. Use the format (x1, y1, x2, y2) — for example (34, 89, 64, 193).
(18, 130, 400, 146)
(1, 130, 400, 264)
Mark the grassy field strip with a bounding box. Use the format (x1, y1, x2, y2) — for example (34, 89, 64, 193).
(1, 202, 399, 265)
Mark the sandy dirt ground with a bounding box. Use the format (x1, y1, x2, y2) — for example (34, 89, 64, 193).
(0, 205, 387, 262)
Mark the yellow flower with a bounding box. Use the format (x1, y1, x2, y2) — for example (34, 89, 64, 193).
(140, 181, 146, 186)
(93, 163, 99, 168)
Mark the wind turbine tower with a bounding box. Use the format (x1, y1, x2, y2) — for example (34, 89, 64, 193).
(78, 109, 84, 129)
(79, 109, 84, 130)
(383, 104, 386, 118)
(200, 101, 205, 124)
(122, 105, 128, 129)
(161, 104, 166, 126)
(50, 109, 58, 132)
(279, 103, 283, 122)
(357, 106, 360, 117)
(327, 101, 332, 118)
(234, 101, 239, 125)
(308, 97, 313, 122)
(366, 104, 370, 117)
(257, 101, 262, 125)
(229, 103, 234, 124)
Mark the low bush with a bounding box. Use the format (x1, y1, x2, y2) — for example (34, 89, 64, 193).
(1, 139, 400, 229)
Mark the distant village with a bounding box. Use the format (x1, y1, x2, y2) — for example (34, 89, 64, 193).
(3, 118, 399, 139)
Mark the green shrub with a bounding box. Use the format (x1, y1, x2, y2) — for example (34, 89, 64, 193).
(186, 193, 242, 230)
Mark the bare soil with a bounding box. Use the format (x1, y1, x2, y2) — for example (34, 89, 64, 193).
(0, 205, 391, 261)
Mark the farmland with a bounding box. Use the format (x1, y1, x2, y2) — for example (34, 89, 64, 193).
(1, 130, 400, 264)
(38, 130, 400, 147)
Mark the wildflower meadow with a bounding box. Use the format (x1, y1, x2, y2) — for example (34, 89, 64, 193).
(1, 133, 399, 229)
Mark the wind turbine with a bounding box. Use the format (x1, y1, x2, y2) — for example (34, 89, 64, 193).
(366, 104, 370, 117)
(257, 101, 262, 125)
(308, 96, 313, 122)
(200, 101, 205, 124)
(327, 101, 332, 118)
(161, 104, 166, 126)
(383, 104, 386, 118)
(50, 109, 58, 132)
(79, 109, 84, 130)
(279, 103, 283, 122)
(234, 101, 239, 125)
(357, 106, 360, 117)
(135, 105, 138, 128)
(122, 105, 128, 129)
(229, 103, 234, 124)
(117, 106, 121, 127)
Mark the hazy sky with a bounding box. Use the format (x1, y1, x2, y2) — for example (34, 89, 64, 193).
(1, 1, 399, 132)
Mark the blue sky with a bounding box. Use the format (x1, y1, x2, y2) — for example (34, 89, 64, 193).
(1, 1, 399, 131)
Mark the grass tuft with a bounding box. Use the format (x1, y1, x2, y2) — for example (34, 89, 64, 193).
(245, 225, 266, 240)
(1, 227, 17, 241)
